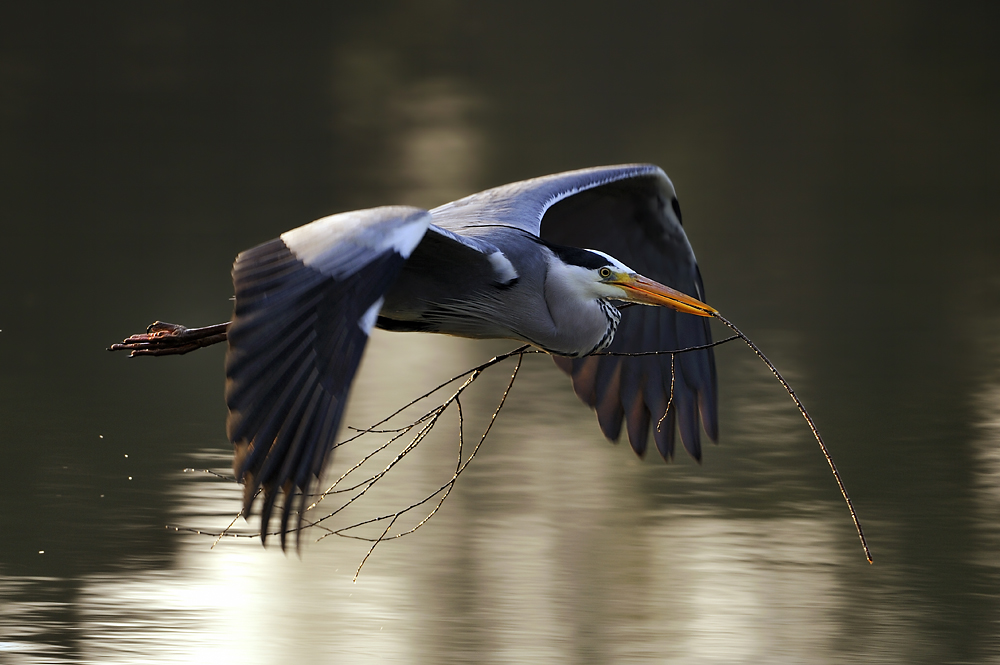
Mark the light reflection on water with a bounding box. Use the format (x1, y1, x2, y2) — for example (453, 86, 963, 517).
(13, 333, 897, 664)
(331, 48, 486, 210)
(0, 322, 974, 663)
(972, 315, 1000, 577)
(2, 330, 915, 664)
(0, 576, 72, 665)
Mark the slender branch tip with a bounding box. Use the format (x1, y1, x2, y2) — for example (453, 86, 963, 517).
(710, 312, 872, 564)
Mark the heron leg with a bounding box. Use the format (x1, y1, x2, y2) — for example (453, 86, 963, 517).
(108, 320, 230, 357)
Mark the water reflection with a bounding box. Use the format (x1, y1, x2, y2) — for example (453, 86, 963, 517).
(0, 576, 72, 665)
(332, 48, 485, 208)
(621, 517, 842, 663)
(53, 333, 883, 664)
(393, 80, 485, 207)
(1, 332, 935, 663)
(972, 314, 1000, 597)
(974, 383, 1000, 525)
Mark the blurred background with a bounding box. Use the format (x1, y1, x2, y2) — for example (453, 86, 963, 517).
(1, 2, 998, 663)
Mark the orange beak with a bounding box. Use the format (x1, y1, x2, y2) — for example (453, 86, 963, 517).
(612, 274, 717, 317)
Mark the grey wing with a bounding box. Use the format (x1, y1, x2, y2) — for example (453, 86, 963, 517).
(225, 206, 431, 547)
(541, 169, 718, 460)
(430, 164, 665, 237)
(435, 164, 717, 460)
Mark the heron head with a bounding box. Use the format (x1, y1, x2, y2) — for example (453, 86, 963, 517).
(579, 249, 717, 317)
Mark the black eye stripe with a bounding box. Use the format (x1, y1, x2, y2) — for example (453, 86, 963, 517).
(541, 240, 614, 270)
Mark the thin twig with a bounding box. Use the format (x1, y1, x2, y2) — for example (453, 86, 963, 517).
(183, 468, 238, 482)
(172, 342, 737, 545)
(594, 335, 739, 356)
(712, 312, 873, 564)
(211, 510, 244, 550)
(455, 397, 465, 471)
(294, 348, 538, 538)
(333, 346, 533, 448)
(314, 351, 526, 549)
(173, 329, 875, 571)
(656, 354, 676, 434)
(354, 514, 399, 582)
(340, 353, 526, 580)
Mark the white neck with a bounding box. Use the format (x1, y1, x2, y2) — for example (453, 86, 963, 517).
(540, 254, 619, 356)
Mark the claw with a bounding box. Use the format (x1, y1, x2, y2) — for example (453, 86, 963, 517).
(109, 321, 230, 357)
(146, 321, 189, 335)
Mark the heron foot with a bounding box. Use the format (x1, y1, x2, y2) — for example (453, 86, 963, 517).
(108, 321, 230, 357)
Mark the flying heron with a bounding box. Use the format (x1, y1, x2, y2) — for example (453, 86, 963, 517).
(113, 164, 719, 547)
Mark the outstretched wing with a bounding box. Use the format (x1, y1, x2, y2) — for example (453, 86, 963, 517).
(431, 164, 661, 237)
(225, 206, 431, 547)
(434, 165, 718, 461)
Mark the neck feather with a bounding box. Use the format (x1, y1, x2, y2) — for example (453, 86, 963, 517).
(540, 255, 620, 356)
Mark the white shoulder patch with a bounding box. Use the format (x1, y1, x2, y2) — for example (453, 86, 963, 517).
(383, 218, 428, 259)
(487, 251, 519, 284)
(586, 248, 633, 273)
(281, 206, 431, 277)
(358, 296, 385, 335)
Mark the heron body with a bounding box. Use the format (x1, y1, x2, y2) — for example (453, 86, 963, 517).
(183, 164, 720, 544)
(377, 225, 629, 356)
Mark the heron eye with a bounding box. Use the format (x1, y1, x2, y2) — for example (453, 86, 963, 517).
(599, 267, 612, 279)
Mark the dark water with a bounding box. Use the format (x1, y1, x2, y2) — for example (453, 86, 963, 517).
(1, 3, 998, 663)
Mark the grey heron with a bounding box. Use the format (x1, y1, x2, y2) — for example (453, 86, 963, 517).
(113, 164, 720, 547)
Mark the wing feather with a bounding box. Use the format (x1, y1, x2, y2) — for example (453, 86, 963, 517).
(513, 166, 718, 460)
(225, 206, 431, 546)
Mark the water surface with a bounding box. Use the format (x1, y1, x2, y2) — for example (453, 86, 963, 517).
(1, 3, 998, 663)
